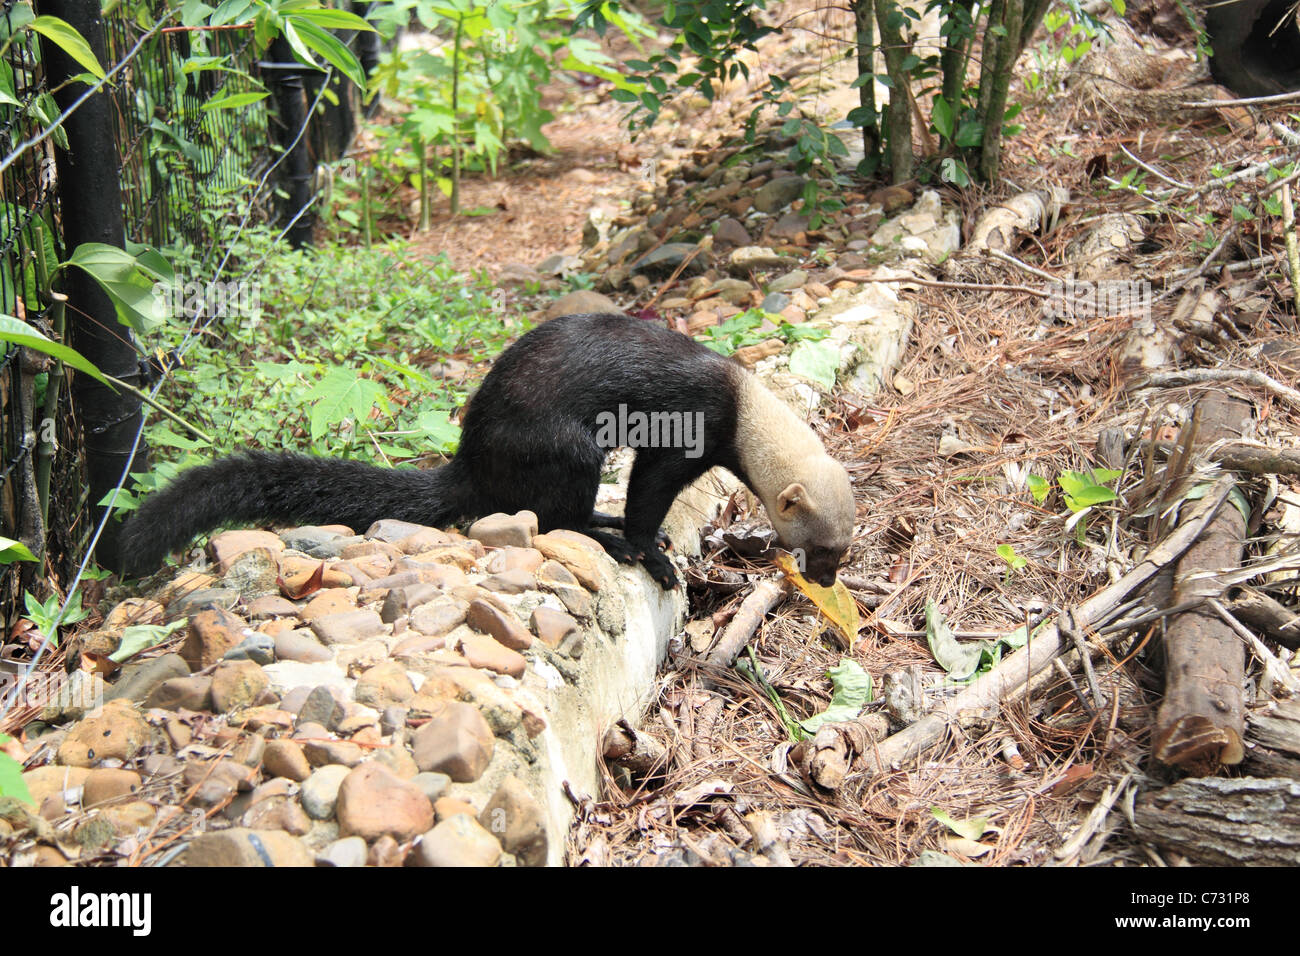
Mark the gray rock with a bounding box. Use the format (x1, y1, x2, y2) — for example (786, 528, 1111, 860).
(220, 549, 280, 598)
(274, 629, 332, 664)
(300, 764, 352, 820)
(297, 685, 346, 731)
(317, 836, 368, 867)
(224, 633, 276, 666)
(278, 526, 346, 552)
(762, 292, 791, 313)
(728, 246, 798, 275)
(104, 653, 190, 703)
(380, 706, 408, 736)
(629, 243, 706, 278)
(544, 291, 624, 321)
(767, 269, 808, 294)
(310, 609, 384, 645)
(754, 175, 807, 213)
(166, 588, 241, 618)
(412, 772, 452, 803)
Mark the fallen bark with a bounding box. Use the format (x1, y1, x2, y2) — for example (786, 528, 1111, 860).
(1134, 777, 1300, 865)
(1153, 395, 1252, 772)
(858, 478, 1234, 774)
(602, 718, 669, 778)
(1147, 439, 1300, 478)
(1227, 589, 1300, 649)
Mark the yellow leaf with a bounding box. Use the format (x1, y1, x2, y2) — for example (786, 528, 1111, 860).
(773, 552, 860, 650)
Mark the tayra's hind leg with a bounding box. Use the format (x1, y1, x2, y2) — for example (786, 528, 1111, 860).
(620, 451, 712, 589)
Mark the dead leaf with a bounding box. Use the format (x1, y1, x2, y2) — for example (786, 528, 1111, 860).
(773, 552, 860, 650)
(279, 561, 325, 600)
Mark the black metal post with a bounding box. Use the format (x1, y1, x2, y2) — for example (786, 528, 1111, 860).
(34, 0, 146, 571)
(265, 38, 315, 248)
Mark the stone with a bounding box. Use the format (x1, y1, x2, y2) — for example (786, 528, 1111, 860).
(208, 530, 285, 574)
(355, 661, 416, 708)
(480, 775, 548, 867)
(365, 518, 436, 543)
(368, 834, 407, 867)
(411, 815, 501, 867)
(481, 569, 536, 595)
(767, 269, 808, 293)
(412, 702, 494, 782)
(22, 766, 90, 808)
(245, 595, 299, 620)
(456, 632, 527, 679)
(299, 588, 358, 622)
(210, 660, 270, 714)
(370, 746, 419, 780)
(297, 685, 347, 731)
(770, 213, 809, 240)
(224, 632, 276, 665)
(381, 706, 408, 736)
(241, 795, 311, 835)
(301, 764, 352, 820)
(869, 184, 913, 213)
(221, 547, 281, 597)
(754, 175, 806, 213)
(532, 533, 604, 591)
(713, 217, 751, 249)
(180, 607, 251, 670)
(143, 675, 213, 712)
(535, 560, 593, 618)
(56, 700, 153, 767)
(391, 634, 445, 658)
(273, 629, 332, 663)
(544, 290, 625, 320)
(263, 739, 311, 782)
(317, 836, 368, 867)
(412, 772, 452, 803)
(630, 243, 706, 277)
(409, 600, 468, 637)
(465, 600, 533, 651)
(728, 246, 798, 274)
(487, 547, 545, 575)
(278, 526, 346, 553)
(166, 587, 242, 619)
(336, 762, 434, 842)
(81, 768, 142, 807)
(434, 797, 478, 820)
(303, 738, 364, 768)
(104, 653, 189, 703)
(762, 291, 791, 313)
(181, 828, 312, 867)
(310, 609, 384, 645)
(102, 801, 156, 836)
(530, 606, 580, 650)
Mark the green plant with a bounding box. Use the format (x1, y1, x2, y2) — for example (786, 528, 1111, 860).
(996, 542, 1027, 581)
(0, 734, 33, 805)
(22, 588, 90, 649)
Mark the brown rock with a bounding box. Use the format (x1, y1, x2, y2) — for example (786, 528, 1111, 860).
(182, 828, 312, 866)
(480, 775, 548, 867)
(409, 599, 468, 637)
(22, 766, 90, 807)
(536, 560, 594, 618)
(409, 546, 480, 572)
(355, 661, 416, 708)
(299, 588, 358, 622)
(533, 533, 604, 590)
(310, 609, 384, 645)
(210, 660, 270, 714)
(144, 675, 213, 712)
(180, 607, 250, 670)
(530, 606, 580, 649)
(263, 739, 311, 782)
(208, 530, 285, 574)
(456, 632, 527, 679)
(465, 600, 533, 651)
(245, 595, 299, 620)
(434, 796, 478, 820)
(241, 795, 311, 835)
(336, 762, 434, 842)
(101, 801, 156, 835)
(467, 511, 538, 548)
(410, 815, 501, 867)
(412, 701, 494, 782)
(303, 739, 364, 768)
(487, 546, 545, 574)
(274, 629, 331, 663)
(394, 528, 461, 554)
(56, 700, 153, 767)
(104, 598, 164, 629)
(368, 833, 407, 866)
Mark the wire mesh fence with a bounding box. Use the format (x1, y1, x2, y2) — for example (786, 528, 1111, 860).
(0, 0, 370, 644)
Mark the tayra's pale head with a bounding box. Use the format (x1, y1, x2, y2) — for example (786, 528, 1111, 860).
(771, 456, 855, 586)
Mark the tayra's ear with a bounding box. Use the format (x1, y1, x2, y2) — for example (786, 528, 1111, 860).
(776, 483, 807, 518)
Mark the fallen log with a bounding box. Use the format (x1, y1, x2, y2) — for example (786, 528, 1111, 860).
(858, 478, 1234, 774)
(1153, 394, 1252, 772)
(1134, 777, 1300, 865)
(1244, 700, 1300, 779)
(704, 578, 791, 668)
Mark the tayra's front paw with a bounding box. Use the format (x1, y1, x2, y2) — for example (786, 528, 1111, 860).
(639, 550, 678, 590)
(600, 537, 644, 565)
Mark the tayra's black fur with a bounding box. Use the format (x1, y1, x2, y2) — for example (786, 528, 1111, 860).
(122, 313, 754, 586)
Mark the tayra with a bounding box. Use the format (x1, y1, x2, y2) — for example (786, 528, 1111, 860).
(120, 313, 855, 587)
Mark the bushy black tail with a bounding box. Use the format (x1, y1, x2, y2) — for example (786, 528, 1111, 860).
(117, 451, 468, 575)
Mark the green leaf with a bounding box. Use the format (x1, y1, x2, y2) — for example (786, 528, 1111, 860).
(996, 543, 1027, 570)
(109, 620, 187, 664)
(0, 536, 37, 563)
(201, 90, 268, 112)
(0, 314, 109, 386)
(1027, 473, 1050, 503)
(932, 807, 988, 840)
(27, 16, 105, 80)
(62, 243, 164, 334)
(0, 746, 33, 806)
(800, 659, 873, 734)
(303, 367, 387, 441)
(787, 339, 841, 390)
(931, 96, 954, 140)
(289, 17, 368, 89)
(287, 8, 377, 31)
(926, 600, 983, 680)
